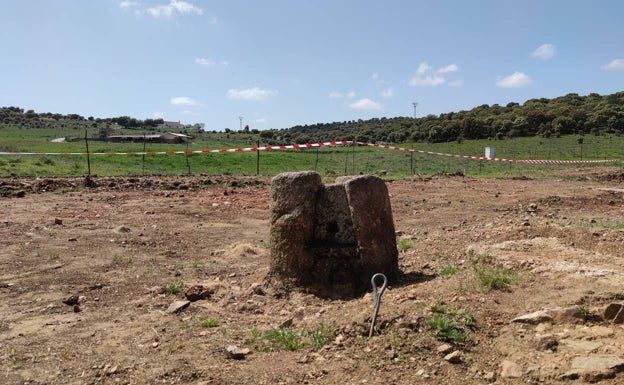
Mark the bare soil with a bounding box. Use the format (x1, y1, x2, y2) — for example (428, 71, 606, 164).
(2, 168, 624, 385)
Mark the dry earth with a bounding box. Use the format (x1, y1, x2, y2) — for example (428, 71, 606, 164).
(2, 168, 624, 385)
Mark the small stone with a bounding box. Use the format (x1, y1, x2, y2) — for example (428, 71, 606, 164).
(184, 285, 212, 302)
(166, 300, 190, 314)
(224, 344, 250, 360)
(54, 218, 63, 225)
(484, 371, 496, 382)
(73, 304, 81, 313)
(512, 310, 553, 324)
(436, 343, 453, 355)
(152, 342, 159, 348)
(62, 295, 80, 306)
(334, 334, 345, 346)
(444, 350, 461, 364)
(500, 360, 523, 378)
(604, 303, 624, 324)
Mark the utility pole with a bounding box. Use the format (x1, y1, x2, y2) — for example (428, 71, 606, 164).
(239, 116, 243, 132)
(412, 102, 419, 138)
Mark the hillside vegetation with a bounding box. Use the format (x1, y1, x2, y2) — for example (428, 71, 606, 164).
(1, 92, 623, 178)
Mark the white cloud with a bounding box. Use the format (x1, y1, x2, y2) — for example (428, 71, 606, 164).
(255, 118, 268, 124)
(531, 43, 556, 60)
(438, 63, 458, 73)
(195, 58, 215, 66)
(381, 87, 394, 99)
(409, 75, 445, 87)
(348, 98, 383, 111)
(347, 91, 356, 99)
(226, 87, 278, 101)
(329, 91, 343, 99)
(416, 62, 430, 75)
(496, 71, 531, 88)
(602, 58, 624, 70)
(449, 80, 463, 87)
(119, 1, 138, 10)
(147, 0, 203, 18)
(170, 96, 198, 106)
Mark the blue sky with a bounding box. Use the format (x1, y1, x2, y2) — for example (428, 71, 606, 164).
(1, 1, 623, 131)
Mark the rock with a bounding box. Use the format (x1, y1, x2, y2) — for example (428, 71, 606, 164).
(242, 282, 265, 297)
(570, 355, 624, 373)
(268, 171, 398, 297)
(184, 285, 212, 302)
(112, 225, 131, 233)
(483, 371, 496, 382)
(54, 218, 63, 225)
(512, 310, 553, 324)
(73, 304, 81, 313)
(224, 344, 250, 360)
(444, 351, 462, 364)
(500, 360, 523, 378)
(436, 343, 453, 355)
(334, 334, 345, 346)
(560, 339, 602, 352)
(604, 303, 624, 324)
(166, 300, 190, 314)
(62, 295, 80, 306)
(533, 334, 558, 351)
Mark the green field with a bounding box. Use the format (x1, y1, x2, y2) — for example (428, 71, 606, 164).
(1, 126, 622, 178)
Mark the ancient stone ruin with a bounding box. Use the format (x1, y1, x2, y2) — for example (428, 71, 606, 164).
(269, 171, 398, 297)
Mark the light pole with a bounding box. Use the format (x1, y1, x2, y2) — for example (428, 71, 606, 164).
(239, 116, 243, 132)
(412, 102, 419, 139)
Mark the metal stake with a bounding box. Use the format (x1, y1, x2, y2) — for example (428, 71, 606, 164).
(369, 273, 388, 337)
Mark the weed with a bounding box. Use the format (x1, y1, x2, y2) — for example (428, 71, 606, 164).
(112, 254, 134, 265)
(305, 323, 333, 349)
(579, 306, 590, 319)
(264, 328, 304, 351)
(439, 265, 460, 276)
(428, 314, 467, 344)
(470, 252, 515, 292)
(397, 238, 413, 251)
(199, 318, 219, 328)
(163, 281, 183, 295)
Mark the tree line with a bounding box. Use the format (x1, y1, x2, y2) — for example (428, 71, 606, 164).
(1, 91, 623, 144)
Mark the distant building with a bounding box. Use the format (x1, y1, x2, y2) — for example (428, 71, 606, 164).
(106, 133, 192, 143)
(158, 121, 184, 129)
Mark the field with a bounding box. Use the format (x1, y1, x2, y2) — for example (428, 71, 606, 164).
(2, 167, 624, 384)
(1, 127, 623, 178)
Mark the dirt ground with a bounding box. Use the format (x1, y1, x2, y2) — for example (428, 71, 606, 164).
(2, 168, 624, 385)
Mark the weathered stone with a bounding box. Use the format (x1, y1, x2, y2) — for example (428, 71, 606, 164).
(184, 285, 211, 302)
(570, 355, 624, 373)
(436, 343, 453, 355)
(533, 334, 558, 351)
(269, 172, 398, 297)
(512, 310, 553, 324)
(224, 344, 250, 360)
(500, 360, 523, 378)
(167, 300, 190, 314)
(560, 339, 602, 352)
(604, 303, 624, 324)
(444, 350, 462, 364)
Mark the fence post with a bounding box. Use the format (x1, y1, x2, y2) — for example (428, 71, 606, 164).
(142, 134, 146, 175)
(84, 128, 91, 176)
(256, 140, 260, 176)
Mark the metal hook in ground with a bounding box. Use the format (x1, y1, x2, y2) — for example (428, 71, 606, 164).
(369, 273, 388, 337)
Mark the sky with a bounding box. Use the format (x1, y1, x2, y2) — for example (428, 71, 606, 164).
(1, 0, 623, 131)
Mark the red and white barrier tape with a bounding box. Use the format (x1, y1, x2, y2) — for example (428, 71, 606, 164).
(0, 140, 618, 165)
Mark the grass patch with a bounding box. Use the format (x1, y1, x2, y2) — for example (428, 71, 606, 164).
(428, 303, 475, 344)
(247, 324, 334, 352)
(199, 317, 219, 328)
(112, 254, 134, 265)
(439, 265, 460, 276)
(397, 238, 413, 251)
(428, 314, 468, 344)
(163, 281, 183, 295)
(469, 252, 515, 292)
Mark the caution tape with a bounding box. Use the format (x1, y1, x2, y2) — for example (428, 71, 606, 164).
(0, 140, 619, 165)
